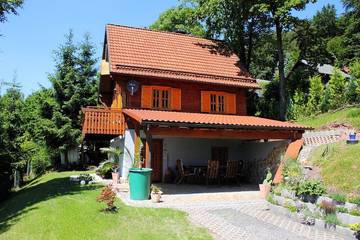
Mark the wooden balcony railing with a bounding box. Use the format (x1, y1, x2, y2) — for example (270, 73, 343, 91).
(82, 107, 125, 136)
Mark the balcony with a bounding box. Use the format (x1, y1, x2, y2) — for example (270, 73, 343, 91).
(82, 107, 125, 136)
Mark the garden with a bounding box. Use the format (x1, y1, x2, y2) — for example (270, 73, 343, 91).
(264, 152, 360, 239)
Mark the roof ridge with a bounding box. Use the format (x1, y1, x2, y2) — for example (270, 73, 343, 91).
(106, 23, 220, 42)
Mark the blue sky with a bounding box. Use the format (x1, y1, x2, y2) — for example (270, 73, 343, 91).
(0, 0, 345, 96)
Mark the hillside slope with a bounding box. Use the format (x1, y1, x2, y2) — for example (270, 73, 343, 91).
(297, 107, 360, 130)
(309, 142, 360, 195)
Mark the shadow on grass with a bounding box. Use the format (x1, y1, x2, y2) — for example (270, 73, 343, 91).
(0, 175, 101, 235)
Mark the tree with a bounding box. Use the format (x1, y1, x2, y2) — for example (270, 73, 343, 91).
(255, 0, 316, 120)
(49, 31, 98, 167)
(306, 75, 324, 114)
(150, 6, 205, 37)
(326, 68, 347, 109)
(347, 60, 360, 103)
(0, 0, 23, 23)
(296, 5, 339, 65)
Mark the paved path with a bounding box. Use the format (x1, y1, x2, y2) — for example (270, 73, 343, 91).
(175, 201, 350, 240)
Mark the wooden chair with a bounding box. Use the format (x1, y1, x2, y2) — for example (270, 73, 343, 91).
(175, 159, 195, 184)
(206, 160, 220, 185)
(223, 160, 239, 185)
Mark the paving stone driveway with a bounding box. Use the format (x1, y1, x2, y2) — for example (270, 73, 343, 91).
(175, 201, 350, 240)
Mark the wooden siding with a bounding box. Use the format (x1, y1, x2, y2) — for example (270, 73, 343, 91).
(114, 76, 248, 115)
(82, 107, 125, 136)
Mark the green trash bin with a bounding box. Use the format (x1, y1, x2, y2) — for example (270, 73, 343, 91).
(129, 168, 152, 200)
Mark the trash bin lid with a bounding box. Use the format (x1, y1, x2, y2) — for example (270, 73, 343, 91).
(129, 168, 152, 173)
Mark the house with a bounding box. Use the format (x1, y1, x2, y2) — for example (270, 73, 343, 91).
(82, 24, 310, 183)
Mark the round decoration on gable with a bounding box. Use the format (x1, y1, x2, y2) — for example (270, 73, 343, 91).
(127, 80, 139, 96)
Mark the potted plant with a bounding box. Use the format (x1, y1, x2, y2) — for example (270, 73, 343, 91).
(150, 185, 162, 203)
(259, 169, 272, 198)
(100, 147, 123, 185)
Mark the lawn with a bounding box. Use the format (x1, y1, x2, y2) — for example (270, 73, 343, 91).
(309, 141, 360, 195)
(297, 107, 360, 129)
(0, 171, 211, 240)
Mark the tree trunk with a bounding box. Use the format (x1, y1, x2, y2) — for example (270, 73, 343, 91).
(246, 19, 255, 71)
(275, 19, 286, 121)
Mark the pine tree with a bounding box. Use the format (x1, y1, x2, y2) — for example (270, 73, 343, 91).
(307, 75, 324, 114)
(48, 31, 98, 167)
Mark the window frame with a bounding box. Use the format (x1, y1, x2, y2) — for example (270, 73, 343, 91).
(151, 87, 171, 110)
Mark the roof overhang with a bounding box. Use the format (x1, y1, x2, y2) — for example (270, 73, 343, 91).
(122, 109, 312, 132)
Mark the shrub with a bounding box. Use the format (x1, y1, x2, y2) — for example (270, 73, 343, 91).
(320, 200, 336, 215)
(266, 194, 277, 205)
(96, 185, 116, 211)
(283, 158, 301, 178)
(284, 201, 297, 213)
(350, 223, 360, 232)
(297, 180, 326, 197)
(96, 161, 116, 179)
(272, 184, 283, 196)
(330, 193, 347, 204)
(324, 213, 341, 225)
(350, 209, 360, 217)
(79, 174, 93, 182)
(336, 206, 349, 213)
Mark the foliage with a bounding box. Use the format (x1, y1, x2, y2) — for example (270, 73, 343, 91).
(96, 161, 116, 179)
(288, 90, 307, 120)
(150, 6, 205, 37)
(151, 185, 162, 194)
(297, 180, 326, 197)
(49, 31, 98, 166)
(329, 193, 346, 204)
(336, 206, 348, 213)
(0, 153, 12, 201)
(0, 0, 23, 23)
(96, 185, 116, 211)
(350, 209, 360, 217)
(350, 223, 360, 232)
(307, 75, 324, 115)
(283, 158, 301, 179)
(262, 169, 272, 185)
(266, 194, 277, 205)
(348, 195, 360, 205)
(326, 68, 347, 110)
(284, 201, 297, 213)
(319, 200, 336, 215)
(272, 184, 283, 196)
(324, 213, 341, 225)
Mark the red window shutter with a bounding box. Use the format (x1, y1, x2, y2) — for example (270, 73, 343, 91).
(141, 86, 152, 108)
(226, 93, 236, 114)
(201, 91, 210, 113)
(171, 88, 181, 110)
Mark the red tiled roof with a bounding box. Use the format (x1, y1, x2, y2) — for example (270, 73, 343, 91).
(122, 109, 311, 131)
(106, 24, 259, 89)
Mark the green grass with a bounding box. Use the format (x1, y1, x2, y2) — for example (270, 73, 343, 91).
(309, 142, 360, 195)
(0, 171, 211, 240)
(297, 107, 360, 129)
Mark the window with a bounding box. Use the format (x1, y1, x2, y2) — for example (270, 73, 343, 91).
(152, 89, 170, 109)
(209, 93, 226, 113)
(142, 86, 181, 110)
(201, 91, 236, 114)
